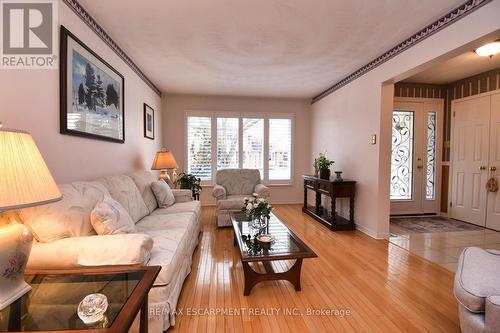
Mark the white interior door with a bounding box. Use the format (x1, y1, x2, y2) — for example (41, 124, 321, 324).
(486, 93, 500, 231)
(450, 96, 490, 226)
(390, 100, 443, 215)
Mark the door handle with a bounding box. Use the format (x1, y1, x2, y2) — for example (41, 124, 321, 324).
(491, 166, 497, 172)
(417, 165, 423, 170)
(479, 166, 487, 170)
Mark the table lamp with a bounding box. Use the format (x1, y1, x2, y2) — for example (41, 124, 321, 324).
(151, 148, 178, 184)
(0, 128, 62, 310)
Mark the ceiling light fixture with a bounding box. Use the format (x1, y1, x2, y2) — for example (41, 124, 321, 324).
(475, 41, 500, 57)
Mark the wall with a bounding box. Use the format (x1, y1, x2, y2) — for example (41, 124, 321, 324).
(0, 1, 162, 184)
(310, 1, 500, 239)
(161, 94, 310, 205)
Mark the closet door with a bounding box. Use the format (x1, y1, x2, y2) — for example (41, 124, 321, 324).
(450, 96, 490, 226)
(486, 93, 500, 231)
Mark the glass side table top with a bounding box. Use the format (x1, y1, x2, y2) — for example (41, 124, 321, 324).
(0, 268, 148, 332)
(230, 211, 317, 261)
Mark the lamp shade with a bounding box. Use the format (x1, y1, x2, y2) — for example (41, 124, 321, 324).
(0, 129, 62, 211)
(151, 149, 178, 170)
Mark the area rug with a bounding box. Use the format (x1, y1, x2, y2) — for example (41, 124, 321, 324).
(390, 216, 483, 233)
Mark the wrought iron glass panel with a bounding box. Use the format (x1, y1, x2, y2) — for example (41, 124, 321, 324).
(391, 111, 414, 200)
(426, 112, 436, 200)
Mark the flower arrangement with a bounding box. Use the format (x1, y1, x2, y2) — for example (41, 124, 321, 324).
(242, 193, 272, 221)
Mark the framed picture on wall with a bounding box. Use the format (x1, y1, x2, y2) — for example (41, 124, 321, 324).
(60, 26, 125, 143)
(144, 103, 154, 140)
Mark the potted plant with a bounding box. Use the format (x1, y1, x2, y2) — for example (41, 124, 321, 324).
(315, 152, 334, 180)
(175, 172, 202, 198)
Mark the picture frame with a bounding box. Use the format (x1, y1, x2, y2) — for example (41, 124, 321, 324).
(144, 103, 155, 140)
(60, 25, 125, 143)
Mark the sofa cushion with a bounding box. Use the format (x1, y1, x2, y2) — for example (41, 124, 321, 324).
(217, 195, 247, 211)
(136, 212, 199, 286)
(151, 181, 176, 208)
(90, 197, 136, 235)
(19, 181, 109, 242)
(216, 169, 261, 195)
(454, 247, 500, 313)
(151, 200, 201, 218)
(127, 171, 158, 213)
(98, 175, 149, 223)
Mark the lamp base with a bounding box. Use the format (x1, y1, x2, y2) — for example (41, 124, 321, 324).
(158, 170, 171, 183)
(0, 222, 34, 310)
(0, 280, 31, 310)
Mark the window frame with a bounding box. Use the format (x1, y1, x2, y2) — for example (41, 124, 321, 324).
(184, 111, 294, 186)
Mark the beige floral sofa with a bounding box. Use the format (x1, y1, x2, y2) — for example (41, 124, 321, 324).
(18, 171, 201, 332)
(212, 169, 270, 227)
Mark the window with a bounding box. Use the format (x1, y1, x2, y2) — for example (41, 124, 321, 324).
(186, 112, 293, 184)
(269, 118, 292, 181)
(242, 118, 264, 176)
(186, 116, 211, 180)
(217, 117, 239, 169)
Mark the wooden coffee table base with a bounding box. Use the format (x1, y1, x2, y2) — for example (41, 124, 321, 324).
(241, 259, 303, 296)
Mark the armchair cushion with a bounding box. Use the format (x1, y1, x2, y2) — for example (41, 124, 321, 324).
(454, 247, 500, 313)
(215, 169, 261, 195)
(216, 195, 247, 210)
(254, 184, 270, 199)
(27, 234, 153, 269)
(212, 185, 226, 199)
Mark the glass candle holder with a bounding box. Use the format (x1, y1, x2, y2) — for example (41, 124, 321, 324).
(77, 293, 108, 325)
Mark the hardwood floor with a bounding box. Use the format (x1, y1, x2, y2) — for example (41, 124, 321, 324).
(170, 205, 459, 332)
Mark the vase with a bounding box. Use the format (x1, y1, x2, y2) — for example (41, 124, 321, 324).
(334, 171, 343, 182)
(251, 216, 268, 229)
(319, 168, 330, 180)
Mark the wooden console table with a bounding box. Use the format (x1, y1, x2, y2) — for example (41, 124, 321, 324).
(302, 175, 356, 230)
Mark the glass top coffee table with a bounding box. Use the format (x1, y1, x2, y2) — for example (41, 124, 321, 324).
(0, 265, 160, 333)
(230, 211, 317, 295)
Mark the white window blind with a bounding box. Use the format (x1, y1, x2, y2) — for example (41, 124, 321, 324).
(269, 118, 292, 180)
(242, 118, 264, 177)
(217, 117, 239, 170)
(187, 116, 212, 180)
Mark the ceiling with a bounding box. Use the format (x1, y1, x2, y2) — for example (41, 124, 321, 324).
(79, 0, 464, 98)
(403, 51, 500, 84)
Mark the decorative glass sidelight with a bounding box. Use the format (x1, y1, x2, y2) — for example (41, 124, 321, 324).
(391, 111, 414, 200)
(426, 112, 437, 200)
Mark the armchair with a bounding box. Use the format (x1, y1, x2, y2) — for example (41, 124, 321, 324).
(212, 169, 270, 227)
(454, 247, 500, 333)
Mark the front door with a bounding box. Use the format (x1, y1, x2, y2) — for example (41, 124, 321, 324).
(450, 96, 490, 226)
(390, 99, 443, 215)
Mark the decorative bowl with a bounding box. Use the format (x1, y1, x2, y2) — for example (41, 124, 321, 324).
(77, 293, 108, 325)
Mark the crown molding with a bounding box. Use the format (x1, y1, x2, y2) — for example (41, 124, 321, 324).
(62, 0, 162, 96)
(311, 0, 492, 104)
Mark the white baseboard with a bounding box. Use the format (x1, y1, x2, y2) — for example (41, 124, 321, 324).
(355, 224, 389, 240)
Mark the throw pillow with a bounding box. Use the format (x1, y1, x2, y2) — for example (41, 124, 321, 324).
(90, 197, 137, 235)
(151, 180, 176, 208)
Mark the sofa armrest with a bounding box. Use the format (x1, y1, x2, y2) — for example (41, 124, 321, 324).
(27, 234, 154, 270)
(486, 296, 500, 332)
(212, 185, 226, 200)
(172, 189, 193, 202)
(254, 184, 270, 199)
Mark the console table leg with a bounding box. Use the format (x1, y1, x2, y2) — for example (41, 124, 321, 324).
(330, 195, 336, 229)
(315, 191, 321, 215)
(349, 194, 355, 224)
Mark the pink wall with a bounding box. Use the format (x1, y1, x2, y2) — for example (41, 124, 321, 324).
(161, 94, 311, 205)
(310, 1, 500, 239)
(0, 3, 162, 183)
